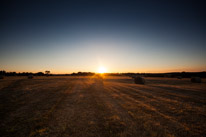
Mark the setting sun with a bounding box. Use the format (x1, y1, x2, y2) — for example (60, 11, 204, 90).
(98, 66, 107, 73)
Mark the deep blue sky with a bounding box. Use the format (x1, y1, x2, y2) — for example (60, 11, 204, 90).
(0, 0, 205, 73)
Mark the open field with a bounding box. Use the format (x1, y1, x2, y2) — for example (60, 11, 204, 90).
(0, 76, 206, 137)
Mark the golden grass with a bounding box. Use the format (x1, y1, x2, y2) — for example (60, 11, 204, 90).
(0, 76, 205, 137)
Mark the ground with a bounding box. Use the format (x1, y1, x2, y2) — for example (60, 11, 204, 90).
(0, 76, 205, 137)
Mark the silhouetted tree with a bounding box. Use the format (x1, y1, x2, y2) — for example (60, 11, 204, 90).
(0, 70, 6, 75)
(35, 72, 44, 76)
(45, 70, 50, 76)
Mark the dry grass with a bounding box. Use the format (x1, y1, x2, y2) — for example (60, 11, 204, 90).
(0, 76, 205, 137)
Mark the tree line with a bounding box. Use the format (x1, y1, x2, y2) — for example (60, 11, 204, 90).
(1, 70, 206, 78)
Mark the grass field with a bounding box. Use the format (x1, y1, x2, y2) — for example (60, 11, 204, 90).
(0, 76, 206, 137)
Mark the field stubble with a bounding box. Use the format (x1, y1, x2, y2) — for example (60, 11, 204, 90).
(0, 76, 205, 137)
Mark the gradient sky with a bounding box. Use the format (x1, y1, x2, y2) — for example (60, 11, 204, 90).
(1, 0, 205, 73)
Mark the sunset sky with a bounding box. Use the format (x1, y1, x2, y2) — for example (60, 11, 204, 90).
(1, 0, 205, 73)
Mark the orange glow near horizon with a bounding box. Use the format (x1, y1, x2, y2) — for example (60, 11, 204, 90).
(1, 63, 206, 74)
(2, 67, 206, 74)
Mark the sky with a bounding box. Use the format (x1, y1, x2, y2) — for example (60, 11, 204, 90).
(0, 0, 205, 73)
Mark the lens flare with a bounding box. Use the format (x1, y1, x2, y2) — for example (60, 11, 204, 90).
(98, 66, 107, 73)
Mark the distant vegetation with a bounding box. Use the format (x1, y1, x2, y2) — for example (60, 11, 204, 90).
(0, 70, 206, 78)
(0, 70, 44, 76)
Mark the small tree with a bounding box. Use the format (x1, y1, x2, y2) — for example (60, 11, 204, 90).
(45, 70, 50, 76)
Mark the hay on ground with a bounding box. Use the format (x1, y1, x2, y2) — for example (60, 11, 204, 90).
(0, 75, 4, 79)
(28, 75, 34, 79)
(134, 76, 145, 84)
(191, 77, 201, 83)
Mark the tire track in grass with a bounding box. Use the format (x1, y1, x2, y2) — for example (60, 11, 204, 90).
(129, 83, 206, 106)
(102, 81, 160, 136)
(106, 82, 185, 115)
(44, 78, 104, 137)
(113, 82, 205, 114)
(105, 82, 198, 137)
(93, 79, 141, 137)
(28, 83, 72, 137)
(115, 82, 206, 135)
(104, 84, 170, 136)
(88, 79, 128, 137)
(0, 79, 26, 122)
(0, 78, 73, 137)
(51, 78, 134, 137)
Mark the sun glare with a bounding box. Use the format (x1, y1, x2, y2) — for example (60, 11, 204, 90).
(98, 66, 107, 74)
